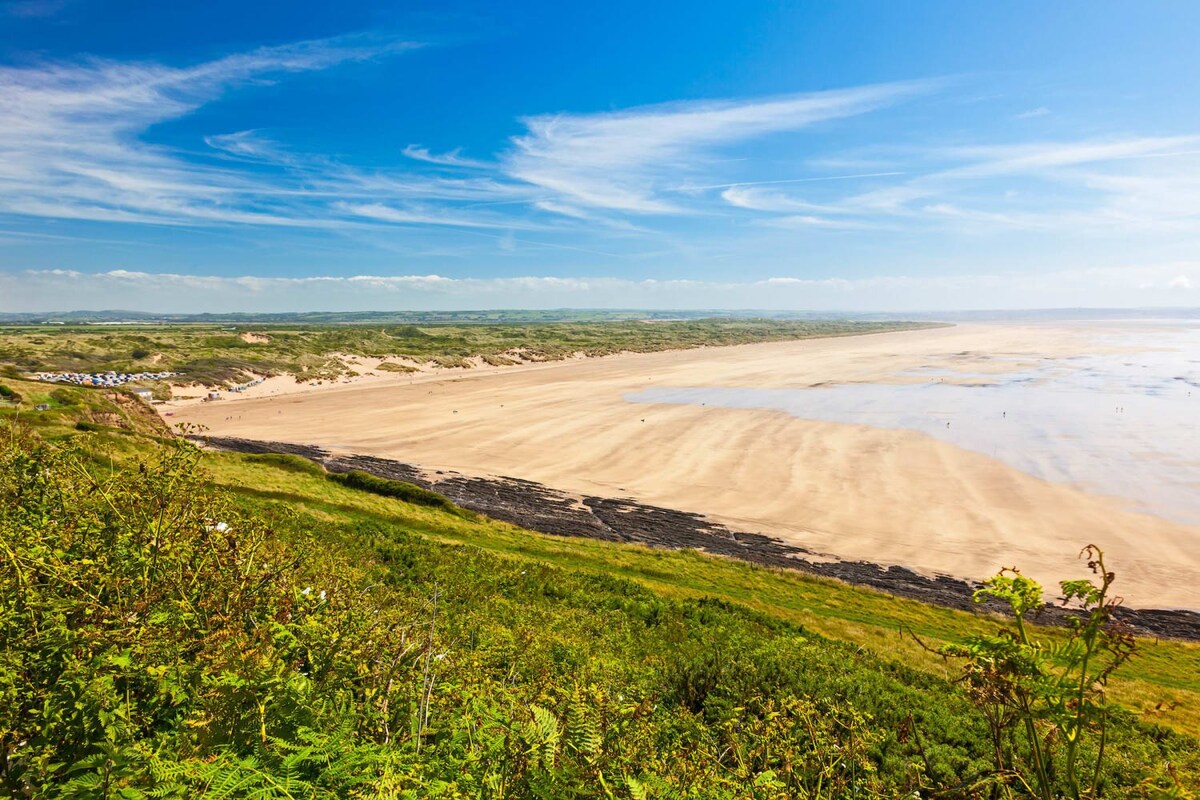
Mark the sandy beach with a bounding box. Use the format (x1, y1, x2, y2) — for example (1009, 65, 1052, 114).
(170, 322, 1200, 609)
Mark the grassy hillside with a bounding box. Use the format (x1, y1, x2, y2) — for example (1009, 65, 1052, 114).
(0, 318, 931, 386)
(2, 390, 1198, 797)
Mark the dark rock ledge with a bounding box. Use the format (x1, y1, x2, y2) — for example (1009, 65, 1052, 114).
(198, 435, 1200, 642)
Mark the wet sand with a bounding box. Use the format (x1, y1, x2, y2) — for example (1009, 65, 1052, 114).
(630, 324, 1200, 525)
(171, 323, 1200, 609)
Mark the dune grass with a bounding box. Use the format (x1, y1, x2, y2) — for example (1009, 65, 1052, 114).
(0, 318, 932, 386)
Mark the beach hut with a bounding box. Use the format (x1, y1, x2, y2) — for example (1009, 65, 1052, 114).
(133, 389, 154, 400)
(207, 391, 221, 401)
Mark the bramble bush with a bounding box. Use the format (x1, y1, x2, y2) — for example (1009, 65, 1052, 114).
(0, 426, 433, 796)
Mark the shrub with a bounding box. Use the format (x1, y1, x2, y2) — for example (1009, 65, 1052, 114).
(941, 547, 1140, 799)
(0, 427, 429, 797)
(327, 469, 459, 512)
(176, 357, 274, 386)
(49, 388, 77, 406)
(429, 355, 471, 369)
(245, 452, 326, 476)
(375, 361, 419, 373)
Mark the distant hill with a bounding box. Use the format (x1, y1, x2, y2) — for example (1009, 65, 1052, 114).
(2, 306, 1197, 325)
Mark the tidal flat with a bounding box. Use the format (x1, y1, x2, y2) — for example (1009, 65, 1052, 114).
(630, 322, 1200, 525)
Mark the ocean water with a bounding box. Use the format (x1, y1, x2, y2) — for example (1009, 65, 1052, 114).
(627, 325, 1200, 524)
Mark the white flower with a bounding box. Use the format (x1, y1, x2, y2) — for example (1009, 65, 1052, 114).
(300, 586, 312, 596)
(318, 590, 327, 601)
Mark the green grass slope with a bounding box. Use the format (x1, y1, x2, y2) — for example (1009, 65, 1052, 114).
(1, 395, 1197, 798)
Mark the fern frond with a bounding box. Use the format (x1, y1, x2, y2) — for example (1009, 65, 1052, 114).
(527, 704, 561, 769)
(565, 697, 602, 762)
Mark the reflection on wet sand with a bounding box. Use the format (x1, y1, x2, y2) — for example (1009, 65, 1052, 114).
(630, 325, 1200, 524)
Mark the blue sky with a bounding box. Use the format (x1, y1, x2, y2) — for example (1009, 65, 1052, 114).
(2, 0, 1199, 311)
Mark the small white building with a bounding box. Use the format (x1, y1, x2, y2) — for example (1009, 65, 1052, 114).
(133, 389, 154, 400)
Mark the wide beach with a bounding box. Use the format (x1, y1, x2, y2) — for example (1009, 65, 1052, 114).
(171, 322, 1200, 610)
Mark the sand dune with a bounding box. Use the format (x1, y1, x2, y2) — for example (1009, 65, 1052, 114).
(171, 323, 1200, 609)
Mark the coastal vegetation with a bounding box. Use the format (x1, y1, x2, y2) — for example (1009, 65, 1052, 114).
(326, 469, 465, 513)
(0, 318, 930, 386)
(1, 381, 1198, 797)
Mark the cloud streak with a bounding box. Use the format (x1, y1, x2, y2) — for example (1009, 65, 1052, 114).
(503, 81, 934, 214)
(402, 145, 492, 169)
(0, 37, 540, 232)
(717, 136, 1200, 234)
(4, 264, 1196, 314)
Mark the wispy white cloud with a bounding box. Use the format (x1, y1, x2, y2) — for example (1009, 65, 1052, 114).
(720, 186, 845, 214)
(914, 138, 1200, 232)
(335, 201, 546, 230)
(502, 81, 935, 214)
(1014, 106, 1050, 119)
(332, 203, 625, 256)
(0, 36, 491, 230)
(402, 144, 491, 168)
(938, 136, 1200, 178)
(532, 200, 591, 219)
(679, 171, 905, 193)
(717, 136, 1200, 235)
(757, 214, 870, 230)
(203, 130, 303, 164)
(2, 39, 940, 247)
(18, 43, 925, 241)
